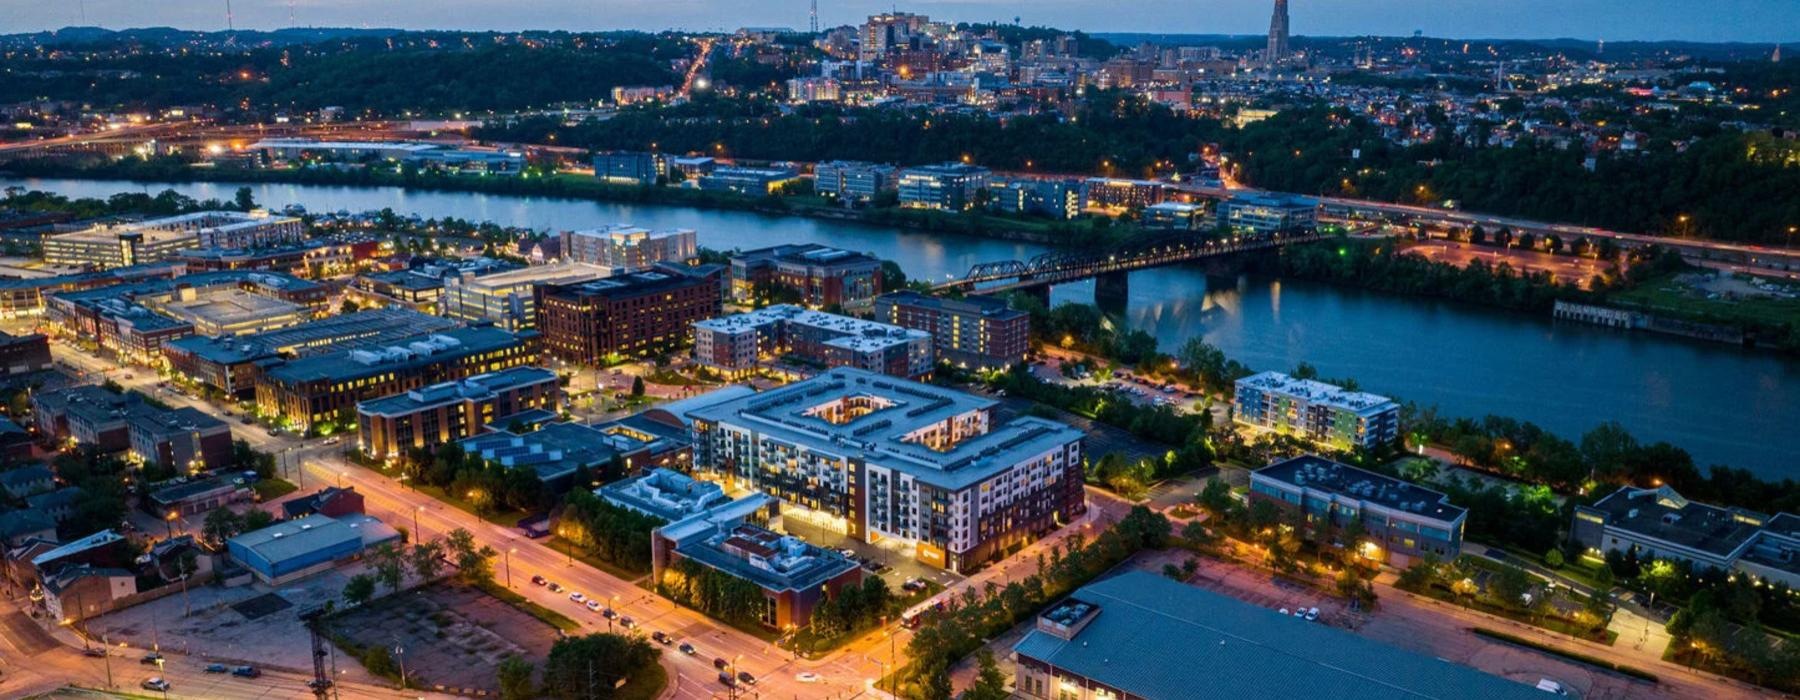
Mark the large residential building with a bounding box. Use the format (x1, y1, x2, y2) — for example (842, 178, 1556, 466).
(441, 262, 615, 331)
(873, 291, 1029, 371)
(1573, 485, 1800, 588)
(0, 330, 52, 376)
(692, 305, 933, 379)
(897, 163, 991, 211)
(1220, 193, 1318, 235)
(534, 263, 724, 364)
(1233, 371, 1399, 450)
(356, 366, 562, 461)
(1012, 571, 1545, 700)
(558, 226, 697, 270)
(814, 161, 897, 204)
(686, 367, 1086, 573)
(255, 325, 540, 434)
(728, 245, 883, 308)
(1250, 455, 1467, 566)
(43, 211, 303, 269)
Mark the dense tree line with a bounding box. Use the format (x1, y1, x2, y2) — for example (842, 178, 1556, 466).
(1279, 238, 1587, 312)
(556, 490, 663, 573)
(477, 91, 1227, 175)
(808, 576, 894, 641)
(2, 186, 257, 219)
(539, 633, 661, 700)
(656, 557, 768, 626)
(405, 443, 554, 515)
(2, 35, 681, 113)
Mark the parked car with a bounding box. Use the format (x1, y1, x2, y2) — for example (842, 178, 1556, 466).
(619, 617, 637, 629)
(737, 671, 757, 685)
(568, 591, 587, 603)
(232, 666, 261, 678)
(717, 672, 737, 688)
(139, 652, 163, 665)
(204, 663, 228, 674)
(585, 600, 602, 612)
(530, 575, 547, 586)
(601, 608, 617, 620)
(713, 657, 729, 670)
(796, 672, 821, 683)
(141, 678, 171, 692)
(678, 642, 697, 656)
(650, 631, 672, 645)
(1304, 607, 1320, 621)
(547, 582, 564, 593)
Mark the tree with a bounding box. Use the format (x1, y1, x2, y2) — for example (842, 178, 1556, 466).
(496, 655, 536, 700)
(410, 540, 446, 582)
(1489, 564, 1534, 610)
(369, 542, 407, 593)
(233, 186, 256, 212)
(242, 509, 275, 532)
(445, 528, 497, 584)
(343, 574, 377, 606)
(963, 650, 1010, 700)
(201, 507, 243, 545)
(1543, 549, 1565, 569)
(362, 646, 397, 677)
(541, 633, 659, 700)
(630, 376, 645, 397)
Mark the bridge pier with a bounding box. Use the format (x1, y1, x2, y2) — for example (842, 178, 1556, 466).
(1094, 271, 1129, 311)
(1014, 284, 1051, 309)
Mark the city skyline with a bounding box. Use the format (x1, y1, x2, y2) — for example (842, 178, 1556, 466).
(3, 0, 1797, 43)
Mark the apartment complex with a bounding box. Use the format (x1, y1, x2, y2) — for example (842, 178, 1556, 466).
(692, 305, 933, 379)
(440, 261, 615, 331)
(1250, 455, 1467, 566)
(356, 366, 562, 461)
(814, 161, 897, 204)
(1012, 572, 1545, 700)
(1573, 485, 1800, 588)
(255, 325, 540, 433)
(43, 211, 303, 269)
(728, 244, 883, 308)
(558, 226, 697, 270)
(873, 291, 1029, 371)
(534, 263, 724, 364)
(686, 367, 1086, 573)
(897, 163, 991, 211)
(1233, 371, 1399, 450)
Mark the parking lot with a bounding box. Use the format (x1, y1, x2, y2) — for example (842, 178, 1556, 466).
(329, 583, 560, 695)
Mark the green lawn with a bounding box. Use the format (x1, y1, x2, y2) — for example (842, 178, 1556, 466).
(253, 478, 298, 501)
(1609, 274, 1800, 329)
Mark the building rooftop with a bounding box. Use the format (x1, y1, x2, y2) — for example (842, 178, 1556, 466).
(901, 162, 991, 177)
(695, 305, 928, 353)
(264, 325, 532, 385)
(165, 308, 459, 365)
(453, 261, 616, 292)
(1236, 371, 1397, 417)
(1013, 571, 1545, 700)
(228, 513, 394, 565)
(31, 529, 123, 568)
(877, 290, 1026, 320)
(545, 264, 711, 299)
(146, 475, 243, 507)
(685, 367, 1080, 491)
(358, 366, 558, 417)
(674, 522, 857, 593)
(1586, 485, 1770, 559)
(458, 421, 630, 484)
(149, 286, 304, 329)
(1256, 455, 1467, 524)
(598, 468, 728, 522)
(127, 404, 229, 440)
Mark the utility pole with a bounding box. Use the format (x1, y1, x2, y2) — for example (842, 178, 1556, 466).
(101, 634, 114, 688)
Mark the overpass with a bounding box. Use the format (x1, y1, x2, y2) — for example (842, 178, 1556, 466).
(935, 230, 1319, 305)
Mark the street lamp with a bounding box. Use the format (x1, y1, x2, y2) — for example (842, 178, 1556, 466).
(413, 506, 422, 538)
(505, 547, 516, 588)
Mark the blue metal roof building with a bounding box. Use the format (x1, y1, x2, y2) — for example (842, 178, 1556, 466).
(1012, 571, 1547, 700)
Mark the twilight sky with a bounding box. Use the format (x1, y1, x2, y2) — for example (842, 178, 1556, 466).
(0, 0, 1794, 43)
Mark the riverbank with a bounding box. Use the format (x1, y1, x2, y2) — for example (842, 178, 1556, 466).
(0, 158, 1114, 247)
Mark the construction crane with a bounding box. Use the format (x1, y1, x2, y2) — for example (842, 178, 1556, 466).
(300, 606, 336, 700)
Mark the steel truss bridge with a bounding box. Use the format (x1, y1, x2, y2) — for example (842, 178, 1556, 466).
(935, 231, 1320, 297)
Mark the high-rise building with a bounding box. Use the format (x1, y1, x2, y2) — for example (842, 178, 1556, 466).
(860, 12, 930, 62)
(1233, 371, 1398, 451)
(1266, 0, 1290, 65)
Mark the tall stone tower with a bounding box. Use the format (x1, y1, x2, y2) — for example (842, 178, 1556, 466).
(1266, 0, 1291, 65)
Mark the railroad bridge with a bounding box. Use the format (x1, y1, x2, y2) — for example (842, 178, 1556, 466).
(934, 231, 1319, 306)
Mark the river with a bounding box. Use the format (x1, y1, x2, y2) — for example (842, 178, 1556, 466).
(7, 177, 1795, 481)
